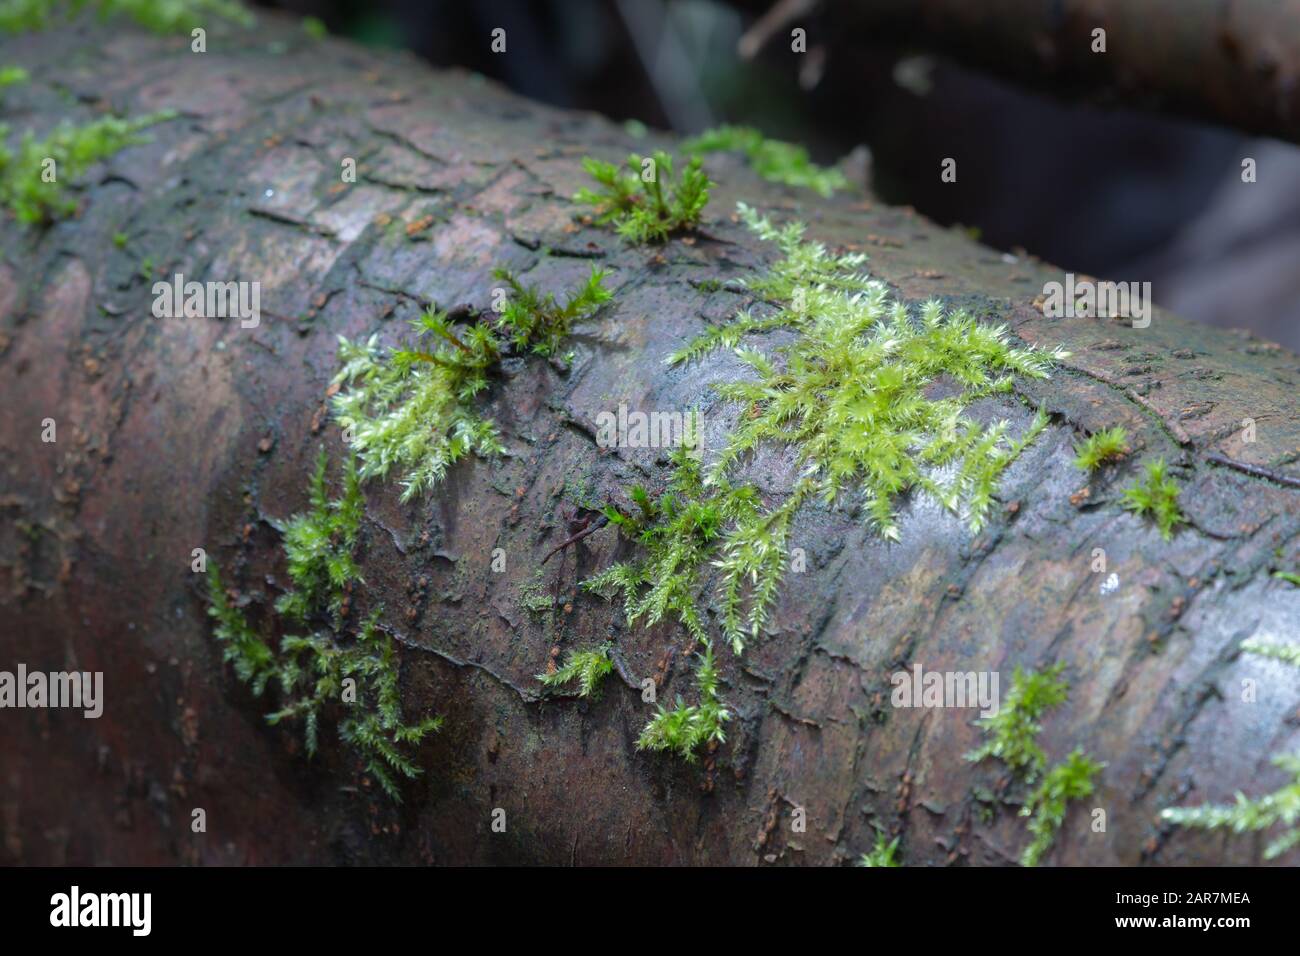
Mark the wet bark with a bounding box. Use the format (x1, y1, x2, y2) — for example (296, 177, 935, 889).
(2, 14, 1299, 866)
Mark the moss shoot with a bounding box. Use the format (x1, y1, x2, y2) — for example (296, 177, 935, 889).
(0, 110, 175, 223)
(207, 449, 441, 802)
(332, 266, 611, 500)
(575, 149, 711, 243)
(682, 124, 849, 197)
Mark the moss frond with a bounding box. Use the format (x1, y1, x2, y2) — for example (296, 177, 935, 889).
(1160, 753, 1300, 860)
(1121, 458, 1185, 540)
(965, 663, 1068, 780)
(1159, 638, 1300, 858)
(1019, 748, 1103, 867)
(206, 564, 276, 696)
(682, 124, 848, 197)
(333, 269, 609, 499)
(1072, 426, 1129, 472)
(670, 203, 1062, 650)
(583, 448, 748, 645)
(537, 642, 614, 699)
(492, 263, 612, 357)
(1241, 637, 1300, 668)
(857, 832, 901, 867)
(0, 110, 175, 223)
(575, 149, 711, 243)
(635, 644, 730, 761)
(207, 453, 439, 802)
(966, 664, 1103, 865)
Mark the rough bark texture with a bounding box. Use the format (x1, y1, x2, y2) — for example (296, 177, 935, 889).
(831, 0, 1300, 143)
(2, 15, 1300, 866)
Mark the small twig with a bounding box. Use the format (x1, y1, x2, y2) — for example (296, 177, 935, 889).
(541, 513, 610, 565)
(1206, 453, 1300, 489)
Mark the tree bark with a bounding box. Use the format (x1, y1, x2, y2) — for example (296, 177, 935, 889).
(821, 0, 1300, 143)
(2, 13, 1299, 866)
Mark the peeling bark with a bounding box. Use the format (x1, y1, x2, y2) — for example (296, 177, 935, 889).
(2, 15, 1299, 866)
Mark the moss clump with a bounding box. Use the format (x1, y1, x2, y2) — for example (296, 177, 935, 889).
(636, 644, 729, 761)
(574, 149, 711, 243)
(966, 664, 1103, 866)
(1121, 458, 1185, 541)
(966, 663, 1068, 778)
(206, 449, 441, 802)
(1161, 639, 1300, 859)
(0, 110, 174, 223)
(0, 0, 253, 34)
(0, 64, 27, 92)
(1161, 754, 1300, 860)
(682, 124, 848, 197)
(857, 832, 901, 867)
(537, 642, 614, 699)
(583, 448, 752, 645)
(672, 203, 1061, 650)
(332, 266, 611, 500)
(1019, 748, 1104, 867)
(1072, 426, 1129, 472)
(492, 264, 612, 358)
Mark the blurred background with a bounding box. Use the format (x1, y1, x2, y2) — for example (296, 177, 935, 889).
(260, 0, 1300, 350)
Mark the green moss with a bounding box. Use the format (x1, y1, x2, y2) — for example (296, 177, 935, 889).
(206, 564, 276, 695)
(574, 149, 711, 244)
(493, 264, 612, 358)
(332, 266, 611, 500)
(0, 64, 27, 90)
(636, 643, 729, 762)
(1072, 426, 1129, 472)
(0, 110, 174, 223)
(111, 230, 127, 248)
(537, 642, 614, 699)
(673, 203, 1060, 651)
(1273, 570, 1300, 587)
(1019, 748, 1103, 867)
(682, 124, 848, 197)
(966, 664, 1103, 866)
(1161, 753, 1300, 860)
(1241, 636, 1300, 667)
(206, 449, 441, 802)
(300, 14, 325, 38)
(273, 446, 364, 623)
(583, 448, 752, 645)
(0, 0, 253, 34)
(966, 664, 1068, 779)
(1121, 458, 1185, 541)
(857, 832, 901, 867)
(1160, 638, 1300, 859)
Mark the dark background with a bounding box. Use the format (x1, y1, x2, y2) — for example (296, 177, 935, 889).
(261, 0, 1300, 349)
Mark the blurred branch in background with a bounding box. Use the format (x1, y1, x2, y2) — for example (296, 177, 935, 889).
(259, 0, 1300, 350)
